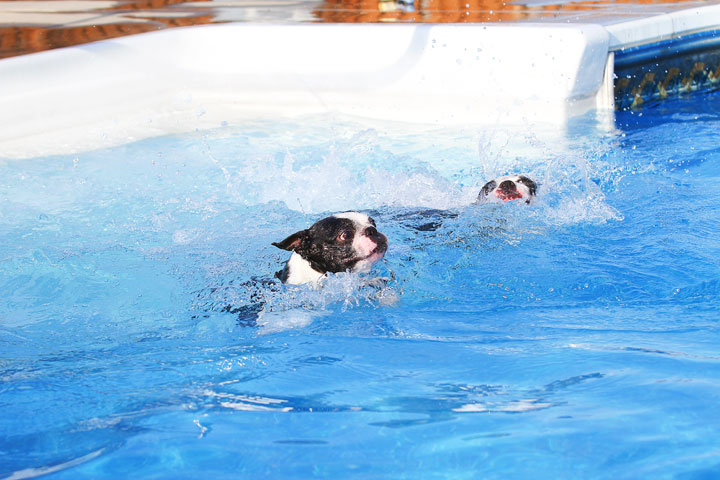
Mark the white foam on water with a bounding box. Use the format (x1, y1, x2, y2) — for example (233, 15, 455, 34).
(254, 271, 401, 334)
(223, 142, 465, 213)
(191, 117, 623, 226)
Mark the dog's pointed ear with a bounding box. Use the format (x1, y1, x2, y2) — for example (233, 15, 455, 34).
(272, 230, 307, 251)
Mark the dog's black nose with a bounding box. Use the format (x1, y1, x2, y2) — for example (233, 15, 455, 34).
(365, 226, 378, 238)
(498, 180, 517, 192)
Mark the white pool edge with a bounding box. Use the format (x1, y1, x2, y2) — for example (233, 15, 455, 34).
(606, 3, 720, 50)
(1, 4, 720, 159)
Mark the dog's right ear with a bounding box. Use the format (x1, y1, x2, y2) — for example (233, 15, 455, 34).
(272, 230, 307, 251)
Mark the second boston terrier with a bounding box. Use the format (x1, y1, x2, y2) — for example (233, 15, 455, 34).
(476, 175, 537, 205)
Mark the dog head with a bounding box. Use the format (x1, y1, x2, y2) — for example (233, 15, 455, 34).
(476, 175, 537, 204)
(273, 212, 388, 285)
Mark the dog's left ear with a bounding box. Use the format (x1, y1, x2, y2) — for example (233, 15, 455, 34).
(272, 230, 307, 251)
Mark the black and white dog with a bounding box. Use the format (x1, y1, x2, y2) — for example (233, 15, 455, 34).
(192, 212, 388, 329)
(273, 212, 388, 285)
(403, 174, 538, 231)
(476, 175, 537, 205)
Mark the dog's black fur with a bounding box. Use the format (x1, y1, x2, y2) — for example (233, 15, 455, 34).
(272, 212, 388, 285)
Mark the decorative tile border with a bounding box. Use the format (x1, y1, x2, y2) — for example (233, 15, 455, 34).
(613, 29, 720, 109)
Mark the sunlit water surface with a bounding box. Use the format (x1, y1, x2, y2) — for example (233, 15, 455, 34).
(1, 92, 720, 479)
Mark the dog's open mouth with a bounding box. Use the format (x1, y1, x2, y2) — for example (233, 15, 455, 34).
(497, 190, 523, 201)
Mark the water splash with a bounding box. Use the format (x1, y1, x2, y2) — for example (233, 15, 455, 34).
(192, 268, 402, 335)
(186, 118, 624, 226)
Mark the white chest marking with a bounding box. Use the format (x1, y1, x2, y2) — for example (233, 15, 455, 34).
(284, 252, 324, 285)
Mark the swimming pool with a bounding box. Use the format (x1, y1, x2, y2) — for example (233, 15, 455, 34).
(1, 86, 719, 478)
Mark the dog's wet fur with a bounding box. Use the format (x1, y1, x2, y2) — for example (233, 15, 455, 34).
(192, 212, 389, 329)
(273, 212, 388, 285)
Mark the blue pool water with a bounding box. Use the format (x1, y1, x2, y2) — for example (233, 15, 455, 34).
(1, 90, 720, 479)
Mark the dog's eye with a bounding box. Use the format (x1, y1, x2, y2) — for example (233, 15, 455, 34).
(338, 230, 352, 242)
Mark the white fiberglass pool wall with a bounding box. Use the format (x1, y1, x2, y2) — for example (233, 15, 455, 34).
(1, 4, 720, 159)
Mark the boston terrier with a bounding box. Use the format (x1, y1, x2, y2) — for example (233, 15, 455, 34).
(399, 174, 538, 231)
(476, 175, 537, 205)
(273, 212, 388, 285)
